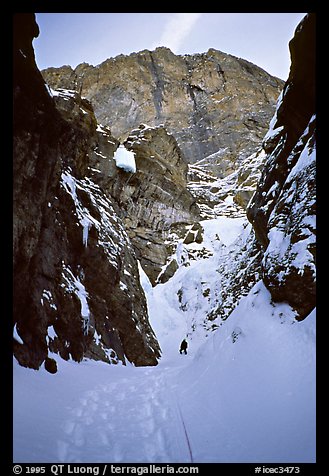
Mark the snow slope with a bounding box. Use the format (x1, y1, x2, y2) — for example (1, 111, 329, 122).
(175, 282, 316, 463)
(13, 217, 316, 463)
(146, 215, 257, 353)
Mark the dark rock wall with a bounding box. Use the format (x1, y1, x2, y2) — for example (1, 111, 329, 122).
(13, 13, 63, 368)
(247, 13, 316, 320)
(13, 14, 160, 370)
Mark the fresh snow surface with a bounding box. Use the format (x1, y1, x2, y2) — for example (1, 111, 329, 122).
(113, 145, 136, 173)
(202, 217, 246, 247)
(13, 216, 316, 463)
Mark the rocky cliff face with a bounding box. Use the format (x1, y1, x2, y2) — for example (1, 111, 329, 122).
(116, 125, 200, 284)
(42, 47, 283, 169)
(13, 12, 315, 374)
(163, 12, 316, 329)
(13, 14, 161, 371)
(247, 13, 316, 320)
(85, 121, 200, 285)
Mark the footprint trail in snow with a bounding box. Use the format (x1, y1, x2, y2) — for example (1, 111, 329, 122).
(56, 368, 191, 463)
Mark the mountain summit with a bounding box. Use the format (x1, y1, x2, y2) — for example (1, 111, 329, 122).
(42, 46, 283, 167)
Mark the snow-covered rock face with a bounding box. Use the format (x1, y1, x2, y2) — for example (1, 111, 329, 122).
(247, 14, 316, 320)
(187, 147, 268, 220)
(13, 14, 160, 370)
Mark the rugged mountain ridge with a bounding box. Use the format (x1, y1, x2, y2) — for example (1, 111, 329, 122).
(42, 46, 283, 169)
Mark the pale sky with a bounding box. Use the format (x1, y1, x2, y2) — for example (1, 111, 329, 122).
(34, 12, 307, 80)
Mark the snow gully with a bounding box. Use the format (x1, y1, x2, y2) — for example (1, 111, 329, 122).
(51, 466, 100, 476)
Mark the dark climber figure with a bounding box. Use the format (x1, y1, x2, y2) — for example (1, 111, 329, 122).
(179, 339, 188, 355)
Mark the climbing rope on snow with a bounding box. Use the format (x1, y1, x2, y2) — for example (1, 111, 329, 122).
(163, 371, 194, 463)
(176, 398, 194, 463)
